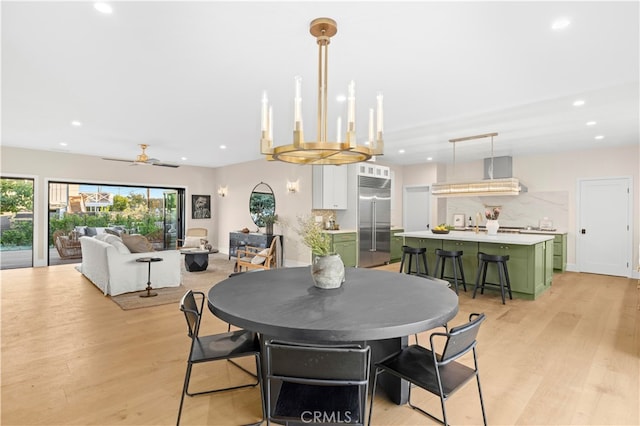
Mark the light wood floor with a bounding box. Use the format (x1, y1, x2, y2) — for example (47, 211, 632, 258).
(1, 264, 638, 425)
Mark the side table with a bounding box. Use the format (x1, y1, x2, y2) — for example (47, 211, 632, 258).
(136, 257, 163, 297)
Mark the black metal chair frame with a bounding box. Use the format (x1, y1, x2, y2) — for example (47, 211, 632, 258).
(433, 249, 468, 294)
(473, 252, 513, 304)
(177, 290, 264, 426)
(368, 313, 487, 426)
(265, 340, 371, 425)
(399, 245, 429, 276)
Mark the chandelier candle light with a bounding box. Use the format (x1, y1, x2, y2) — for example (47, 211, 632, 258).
(260, 17, 384, 165)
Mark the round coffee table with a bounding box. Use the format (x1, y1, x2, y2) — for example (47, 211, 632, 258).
(180, 249, 213, 272)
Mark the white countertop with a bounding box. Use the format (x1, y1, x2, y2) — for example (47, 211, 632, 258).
(397, 230, 554, 245)
(322, 229, 357, 234)
(519, 229, 567, 235)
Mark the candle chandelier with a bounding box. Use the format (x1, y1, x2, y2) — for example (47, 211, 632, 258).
(260, 17, 384, 165)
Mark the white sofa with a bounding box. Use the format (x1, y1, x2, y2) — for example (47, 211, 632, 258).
(79, 234, 181, 296)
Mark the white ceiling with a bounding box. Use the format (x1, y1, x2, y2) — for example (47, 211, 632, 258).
(2, 1, 639, 168)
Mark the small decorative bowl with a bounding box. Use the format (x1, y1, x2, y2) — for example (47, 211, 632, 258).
(432, 229, 450, 234)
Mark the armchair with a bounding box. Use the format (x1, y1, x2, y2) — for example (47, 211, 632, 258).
(235, 237, 278, 272)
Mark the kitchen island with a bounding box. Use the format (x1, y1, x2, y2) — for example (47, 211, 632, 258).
(396, 230, 555, 300)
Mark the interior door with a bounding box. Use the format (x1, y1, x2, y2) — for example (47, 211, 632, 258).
(403, 185, 430, 231)
(577, 177, 632, 277)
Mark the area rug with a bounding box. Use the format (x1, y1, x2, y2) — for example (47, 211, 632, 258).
(109, 253, 237, 310)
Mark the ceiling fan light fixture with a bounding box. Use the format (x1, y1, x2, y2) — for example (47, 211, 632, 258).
(260, 17, 384, 165)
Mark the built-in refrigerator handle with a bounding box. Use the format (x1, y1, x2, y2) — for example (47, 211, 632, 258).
(371, 199, 377, 252)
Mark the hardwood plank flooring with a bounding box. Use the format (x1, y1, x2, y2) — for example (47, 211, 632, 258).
(1, 265, 638, 425)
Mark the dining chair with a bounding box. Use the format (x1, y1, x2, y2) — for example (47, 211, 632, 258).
(265, 340, 371, 425)
(177, 290, 264, 425)
(368, 313, 487, 426)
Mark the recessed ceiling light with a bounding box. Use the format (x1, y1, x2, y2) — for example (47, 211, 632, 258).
(59, 142, 68, 146)
(398, 149, 405, 154)
(551, 19, 571, 31)
(71, 120, 82, 126)
(94, 2, 113, 14)
(220, 145, 227, 149)
(336, 94, 347, 103)
(181, 157, 187, 161)
(573, 100, 585, 107)
(594, 135, 604, 140)
(586, 121, 597, 126)
(427, 157, 433, 161)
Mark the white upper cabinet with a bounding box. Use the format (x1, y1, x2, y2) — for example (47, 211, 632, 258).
(312, 165, 348, 210)
(357, 163, 390, 178)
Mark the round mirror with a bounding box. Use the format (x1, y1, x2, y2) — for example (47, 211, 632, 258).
(249, 182, 275, 227)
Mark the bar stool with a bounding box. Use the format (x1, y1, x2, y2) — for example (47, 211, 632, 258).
(399, 245, 429, 276)
(433, 249, 467, 294)
(473, 252, 513, 304)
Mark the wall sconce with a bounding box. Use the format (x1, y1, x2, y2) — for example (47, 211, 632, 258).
(286, 179, 300, 194)
(217, 186, 228, 197)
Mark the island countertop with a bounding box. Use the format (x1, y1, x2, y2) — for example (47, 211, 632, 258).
(396, 230, 554, 245)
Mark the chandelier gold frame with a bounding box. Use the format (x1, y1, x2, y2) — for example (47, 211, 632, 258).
(260, 18, 384, 165)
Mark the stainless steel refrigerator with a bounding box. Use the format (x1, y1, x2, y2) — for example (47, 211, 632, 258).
(358, 175, 391, 268)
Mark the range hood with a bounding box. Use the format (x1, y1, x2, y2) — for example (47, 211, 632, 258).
(432, 133, 527, 197)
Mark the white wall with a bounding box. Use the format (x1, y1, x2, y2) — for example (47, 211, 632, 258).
(214, 159, 314, 266)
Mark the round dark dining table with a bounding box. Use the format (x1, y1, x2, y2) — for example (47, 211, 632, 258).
(208, 266, 459, 404)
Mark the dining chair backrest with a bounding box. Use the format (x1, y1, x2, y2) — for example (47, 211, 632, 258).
(437, 312, 485, 364)
(267, 341, 370, 384)
(180, 290, 204, 339)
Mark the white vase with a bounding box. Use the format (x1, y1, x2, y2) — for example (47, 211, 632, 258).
(486, 220, 500, 235)
(311, 254, 345, 289)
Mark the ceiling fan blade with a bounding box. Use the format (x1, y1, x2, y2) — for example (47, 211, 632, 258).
(152, 162, 180, 168)
(102, 157, 134, 163)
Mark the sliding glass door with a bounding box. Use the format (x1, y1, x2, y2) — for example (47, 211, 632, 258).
(48, 182, 184, 265)
(0, 177, 34, 269)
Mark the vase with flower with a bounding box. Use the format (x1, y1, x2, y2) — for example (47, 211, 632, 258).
(485, 207, 501, 235)
(298, 216, 345, 289)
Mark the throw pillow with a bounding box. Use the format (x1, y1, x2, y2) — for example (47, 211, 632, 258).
(250, 248, 270, 264)
(95, 233, 111, 242)
(121, 234, 154, 253)
(110, 240, 131, 254)
(85, 227, 98, 237)
(182, 236, 202, 248)
(104, 228, 120, 236)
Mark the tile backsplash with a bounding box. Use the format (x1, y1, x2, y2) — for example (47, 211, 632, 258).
(445, 191, 569, 229)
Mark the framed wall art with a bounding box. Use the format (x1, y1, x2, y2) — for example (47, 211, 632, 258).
(192, 195, 211, 219)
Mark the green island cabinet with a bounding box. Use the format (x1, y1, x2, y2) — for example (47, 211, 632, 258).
(553, 233, 567, 271)
(327, 232, 357, 267)
(404, 237, 442, 275)
(390, 229, 405, 263)
(478, 240, 553, 300)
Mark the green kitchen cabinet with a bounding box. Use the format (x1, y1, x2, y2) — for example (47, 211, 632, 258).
(441, 240, 478, 287)
(404, 237, 442, 275)
(390, 229, 405, 263)
(328, 232, 357, 267)
(478, 241, 551, 300)
(553, 233, 567, 271)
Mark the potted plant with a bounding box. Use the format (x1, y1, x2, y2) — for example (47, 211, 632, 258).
(298, 216, 344, 289)
(262, 213, 278, 235)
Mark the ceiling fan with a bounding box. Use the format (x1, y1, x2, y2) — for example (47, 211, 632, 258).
(102, 144, 179, 168)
